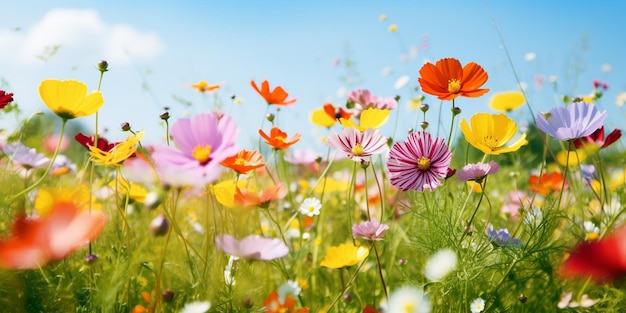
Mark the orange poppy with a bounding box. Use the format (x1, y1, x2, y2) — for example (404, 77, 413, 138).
(251, 80, 297, 106)
(220, 149, 265, 174)
(259, 127, 301, 150)
(529, 171, 568, 195)
(418, 58, 489, 100)
(0, 201, 107, 269)
(263, 291, 309, 313)
(234, 184, 286, 208)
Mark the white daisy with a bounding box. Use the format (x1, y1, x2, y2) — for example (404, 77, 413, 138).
(298, 197, 322, 217)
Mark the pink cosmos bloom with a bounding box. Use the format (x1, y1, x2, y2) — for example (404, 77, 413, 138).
(326, 127, 388, 162)
(352, 221, 389, 241)
(215, 234, 289, 261)
(500, 190, 528, 219)
(347, 89, 398, 117)
(457, 161, 500, 183)
(387, 131, 452, 191)
(152, 112, 239, 186)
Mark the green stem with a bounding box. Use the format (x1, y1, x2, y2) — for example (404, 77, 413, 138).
(372, 242, 389, 301)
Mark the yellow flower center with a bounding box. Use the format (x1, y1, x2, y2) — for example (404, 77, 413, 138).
(404, 303, 415, 313)
(308, 206, 316, 213)
(192, 144, 212, 165)
(234, 157, 246, 165)
(417, 156, 431, 170)
(483, 136, 499, 150)
(276, 135, 287, 143)
(448, 79, 461, 94)
(352, 143, 364, 156)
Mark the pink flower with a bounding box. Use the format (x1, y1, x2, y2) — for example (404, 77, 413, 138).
(352, 221, 389, 241)
(215, 234, 289, 261)
(152, 112, 239, 186)
(347, 89, 398, 117)
(387, 131, 452, 191)
(326, 127, 388, 162)
(457, 161, 500, 183)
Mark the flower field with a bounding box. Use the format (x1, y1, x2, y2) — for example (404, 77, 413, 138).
(1, 17, 626, 313)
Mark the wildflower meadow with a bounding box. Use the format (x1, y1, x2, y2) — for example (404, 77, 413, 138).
(1, 4, 626, 313)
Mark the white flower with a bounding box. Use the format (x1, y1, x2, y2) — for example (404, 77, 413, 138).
(470, 297, 485, 313)
(394, 75, 410, 90)
(616, 91, 626, 107)
(384, 286, 431, 313)
(524, 52, 536, 62)
(180, 301, 211, 313)
(278, 280, 302, 303)
(424, 249, 457, 281)
(298, 197, 322, 217)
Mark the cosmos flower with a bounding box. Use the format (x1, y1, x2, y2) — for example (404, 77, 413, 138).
(559, 226, 626, 283)
(234, 184, 287, 208)
(259, 127, 301, 150)
(298, 197, 322, 217)
(339, 108, 390, 132)
(387, 131, 452, 192)
(528, 171, 568, 196)
(38, 79, 104, 120)
(3, 142, 50, 171)
(89, 131, 143, 167)
(460, 113, 527, 155)
(418, 58, 489, 101)
(190, 80, 220, 93)
(215, 234, 288, 261)
(220, 149, 264, 174)
(251, 80, 297, 106)
(536, 102, 607, 141)
(34, 185, 99, 217)
(152, 112, 239, 185)
(0, 201, 107, 269)
(457, 161, 500, 183)
(489, 90, 525, 112)
(384, 286, 431, 313)
(347, 89, 398, 112)
(0, 90, 14, 108)
(320, 243, 369, 269)
(326, 127, 388, 162)
(75, 133, 117, 152)
(487, 225, 520, 247)
(573, 126, 621, 151)
(352, 221, 389, 241)
(310, 102, 352, 128)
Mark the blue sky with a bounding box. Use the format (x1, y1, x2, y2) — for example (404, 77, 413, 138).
(1, 1, 625, 151)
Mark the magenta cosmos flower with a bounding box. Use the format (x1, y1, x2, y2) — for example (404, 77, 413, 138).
(387, 131, 452, 191)
(352, 221, 389, 241)
(536, 101, 606, 141)
(152, 112, 239, 186)
(215, 234, 289, 261)
(457, 160, 500, 183)
(326, 127, 388, 162)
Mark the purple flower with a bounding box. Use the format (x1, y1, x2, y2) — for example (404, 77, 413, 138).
(457, 161, 500, 183)
(387, 131, 452, 191)
(326, 127, 388, 162)
(487, 225, 520, 247)
(580, 164, 596, 181)
(3, 142, 50, 170)
(352, 221, 389, 241)
(536, 102, 606, 141)
(215, 234, 289, 261)
(152, 112, 239, 186)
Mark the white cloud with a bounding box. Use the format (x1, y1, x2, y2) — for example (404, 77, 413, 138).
(0, 8, 164, 66)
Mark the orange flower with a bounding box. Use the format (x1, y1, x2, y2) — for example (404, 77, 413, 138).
(0, 202, 107, 269)
(418, 58, 489, 100)
(251, 80, 297, 106)
(259, 127, 301, 150)
(220, 149, 265, 174)
(234, 184, 286, 208)
(131, 291, 152, 313)
(529, 171, 568, 195)
(311, 103, 353, 128)
(191, 80, 220, 93)
(263, 291, 309, 313)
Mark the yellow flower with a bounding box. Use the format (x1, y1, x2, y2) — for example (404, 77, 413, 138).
(460, 113, 528, 155)
(489, 91, 525, 112)
(90, 131, 144, 166)
(320, 243, 369, 269)
(556, 149, 587, 167)
(110, 178, 148, 203)
(340, 108, 390, 132)
(388, 24, 398, 32)
(34, 185, 100, 217)
(213, 179, 247, 208)
(191, 80, 220, 93)
(38, 79, 104, 120)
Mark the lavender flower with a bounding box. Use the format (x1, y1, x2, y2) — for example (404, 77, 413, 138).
(3, 142, 50, 172)
(457, 161, 500, 183)
(536, 102, 606, 141)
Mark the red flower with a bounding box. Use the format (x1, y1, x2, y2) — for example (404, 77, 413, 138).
(560, 226, 626, 283)
(573, 126, 621, 150)
(251, 80, 297, 106)
(418, 58, 489, 101)
(0, 90, 14, 108)
(75, 133, 117, 152)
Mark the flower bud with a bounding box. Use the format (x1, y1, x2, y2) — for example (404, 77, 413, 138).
(97, 60, 109, 72)
(343, 294, 353, 302)
(144, 190, 163, 210)
(420, 103, 429, 112)
(160, 111, 170, 120)
(519, 294, 527, 303)
(242, 298, 254, 309)
(150, 214, 169, 236)
(346, 100, 355, 109)
(420, 121, 429, 130)
(162, 290, 174, 302)
(85, 254, 98, 263)
(266, 113, 275, 122)
(452, 106, 461, 116)
(121, 122, 131, 132)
